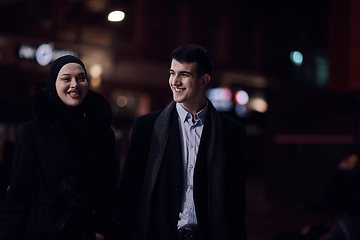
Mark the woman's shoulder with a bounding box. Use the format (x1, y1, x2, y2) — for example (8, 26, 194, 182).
(20, 118, 60, 138)
(21, 119, 41, 131)
(18, 119, 42, 135)
(13, 119, 47, 144)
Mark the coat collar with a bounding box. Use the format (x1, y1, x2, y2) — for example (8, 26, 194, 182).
(32, 88, 111, 136)
(176, 102, 208, 125)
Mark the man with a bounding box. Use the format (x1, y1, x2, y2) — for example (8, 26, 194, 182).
(118, 44, 246, 240)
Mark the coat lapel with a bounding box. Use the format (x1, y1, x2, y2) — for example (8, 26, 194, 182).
(195, 100, 229, 239)
(206, 102, 229, 239)
(195, 101, 225, 177)
(194, 111, 211, 177)
(166, 109, 183, 172)
(135, 101, 176, 239)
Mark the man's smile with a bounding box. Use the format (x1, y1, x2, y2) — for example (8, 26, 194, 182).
(173, 86, 185, 92)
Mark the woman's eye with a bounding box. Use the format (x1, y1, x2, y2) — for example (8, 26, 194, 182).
(78, 77, 86, 82)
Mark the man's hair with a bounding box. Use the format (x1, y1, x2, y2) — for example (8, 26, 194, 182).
(170, 44, 213, 78)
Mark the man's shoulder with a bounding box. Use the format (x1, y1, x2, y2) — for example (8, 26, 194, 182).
(136, 109, 164, 122)
(133, 109, 166, 131)
(207, 99, 244, 128)
(217, 111, 245, 130)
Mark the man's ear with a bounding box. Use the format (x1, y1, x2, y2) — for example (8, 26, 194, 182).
(200, 74, 211, 89)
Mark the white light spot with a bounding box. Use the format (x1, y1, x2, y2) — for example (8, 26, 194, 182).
(36, 43, 53, 66)
(18, 45, 36, 59)
(108, 11, 125, 22)
(235, 90, 249, 105)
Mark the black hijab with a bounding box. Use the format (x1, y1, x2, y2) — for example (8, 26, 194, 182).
(47, 55, 89, 119)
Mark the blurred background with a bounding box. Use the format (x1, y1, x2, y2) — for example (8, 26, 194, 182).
(0, 0, 360, 239)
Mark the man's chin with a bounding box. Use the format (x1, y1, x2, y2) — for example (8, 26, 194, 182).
(172, 94, 184, 103)
(173, 98, 183, 104)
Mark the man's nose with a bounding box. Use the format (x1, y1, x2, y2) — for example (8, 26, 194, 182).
(172, 75, 181, 85)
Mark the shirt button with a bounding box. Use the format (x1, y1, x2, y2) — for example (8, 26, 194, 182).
(189, 206, 193, 210)
(189, 165, 193, 169)
(190, 144, 194, 148)
(189, 185, 193, 189)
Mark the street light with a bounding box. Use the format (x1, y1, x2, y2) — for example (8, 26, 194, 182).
(108, 10, 125, 22)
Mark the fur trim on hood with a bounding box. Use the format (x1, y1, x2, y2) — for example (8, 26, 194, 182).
(32, 88, 111, 136)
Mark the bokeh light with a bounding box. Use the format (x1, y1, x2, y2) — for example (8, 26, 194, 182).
(249, 98, 268, 113)
(235, 90, 249, 105)
(290, 51, 303, 66)
(108, 11, 125, 22)
(206, 87, 233, 111)
(116, 95, 128, 107)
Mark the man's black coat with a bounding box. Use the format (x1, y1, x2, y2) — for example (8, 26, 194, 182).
(118, 100, 246, 240)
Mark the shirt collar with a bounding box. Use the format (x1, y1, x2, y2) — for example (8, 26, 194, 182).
(176, 102, 208, 124)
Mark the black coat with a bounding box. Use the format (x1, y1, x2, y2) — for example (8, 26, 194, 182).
(0, 89, 122, 240)
(325, 167, 360, 216)
(118, 100, 246, 240)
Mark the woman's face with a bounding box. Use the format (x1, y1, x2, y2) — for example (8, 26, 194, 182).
(55, 63, 88, 107)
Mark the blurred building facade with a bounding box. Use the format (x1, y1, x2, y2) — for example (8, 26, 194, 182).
(0, 0, 360, 210)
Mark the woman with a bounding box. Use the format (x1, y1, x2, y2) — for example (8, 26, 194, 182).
(0, 55, 122, 240)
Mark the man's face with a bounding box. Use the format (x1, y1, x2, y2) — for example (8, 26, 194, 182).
(169, 59, 206, 111)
